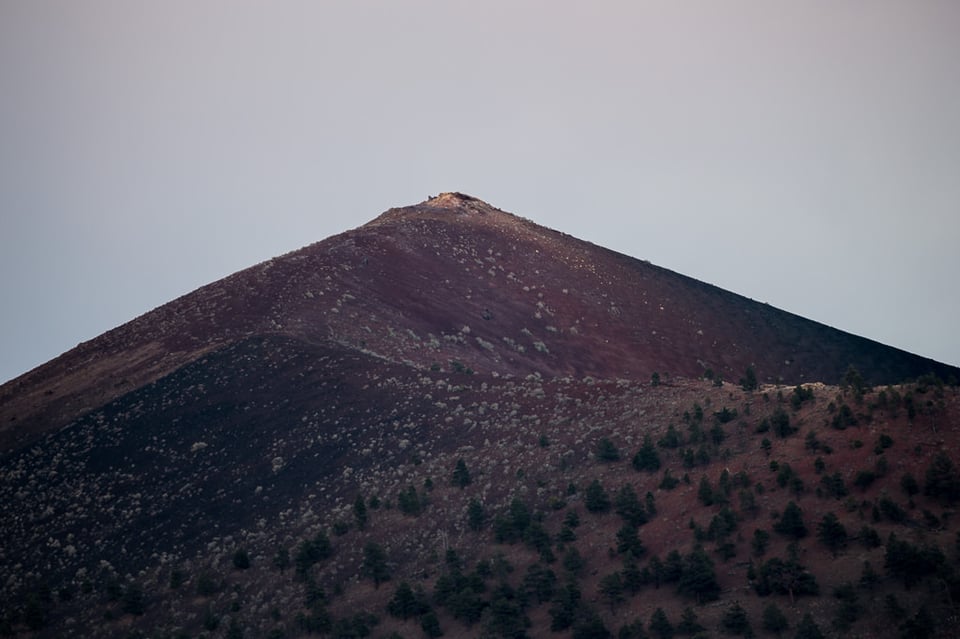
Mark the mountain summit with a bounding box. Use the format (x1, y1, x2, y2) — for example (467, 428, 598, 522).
(1, 196, 958, 638)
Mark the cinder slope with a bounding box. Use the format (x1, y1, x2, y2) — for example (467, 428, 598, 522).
(1, 193, 954, 452)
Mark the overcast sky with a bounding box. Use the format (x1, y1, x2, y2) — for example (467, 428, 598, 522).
(2, 1, 958, 384)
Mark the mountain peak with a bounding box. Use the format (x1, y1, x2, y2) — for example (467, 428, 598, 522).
(413, 192, 509, 221)
(424, 191, 493, 212)
(367, 191, 511, 229)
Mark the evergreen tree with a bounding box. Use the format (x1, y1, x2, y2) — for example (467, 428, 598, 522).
(574, 611, 612, 639)
(521, 563, 557, 605)
(452, 458, 472, 489)
(720, 602, 752, 637)
(698, 476, 714, 506)
(361, 542, 390, 588)
(485, 583, 528, 639)
(599, 572, 625, 611)
(662, 550, 684, 584)
(549, 582, 582, 632)
(771, 407, 795, 438)
(676, 607, 704, 635)
(397, 485, 422, 516)
(924, 452, 960, 503)
(618, 619, 647, 639)
(585, 479, 612, 513)
(421, 610, 443, 638)
(614, 484, 647, 526)
(740, 366, 758, 392)
(616, 523, 645, 557)
(752, 529, 770, 556)
(793, 613, 824, 639)
(353, 494, 368, 530)
(753, 557, 820, 602)
(761, 603, 789, 636)
(659, 425, 683, 449)
(467, 498, 485, 531)
(677, 545, 720, 603)
(774, 502, 807, 539)
(815, 512, 847, 556)
(387, 582, 428, 619)
(632, 435, 661, 472)
(649, 608, 674, 639)
(562, 547, 585, 577)
(596, 438, 621, 462)
(622, 555, 644, 595)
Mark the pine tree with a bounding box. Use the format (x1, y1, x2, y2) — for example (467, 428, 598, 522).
(924, 452, 960, 503)
(677, 545, 719, 603)
(585, 479, 611, 513)
(421, 610, 443, 638)
(361, 542, 390, 588)
(388, 582, 428, 619)
(720, 602, 752, 636)
(614, 484, 647, 526)
(452, 458, 472, 489)
(774, 501, 807, 539)
(467, 498, 485, 531)
(649, 608, 674, 639)
(599, 572, 625, 611)
(816, 512, 847, 556)
(632, 435, 661, 472)
(793, 613, 824, 639)
(596, 438, 621, 462)
(761, 603, 789, 636)
(353, 494, 368, 530)
(676, 607, 704, 635)
(697, 476, 714, 506)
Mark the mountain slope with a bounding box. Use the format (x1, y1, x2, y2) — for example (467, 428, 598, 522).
(2, 193, 959, 638)
(1, 193, 954, 453)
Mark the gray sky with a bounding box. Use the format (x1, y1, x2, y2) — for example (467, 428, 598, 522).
(2, 1, 959, 384)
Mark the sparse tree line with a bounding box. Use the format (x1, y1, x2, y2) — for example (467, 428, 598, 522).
(5, 370, 959, 639)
